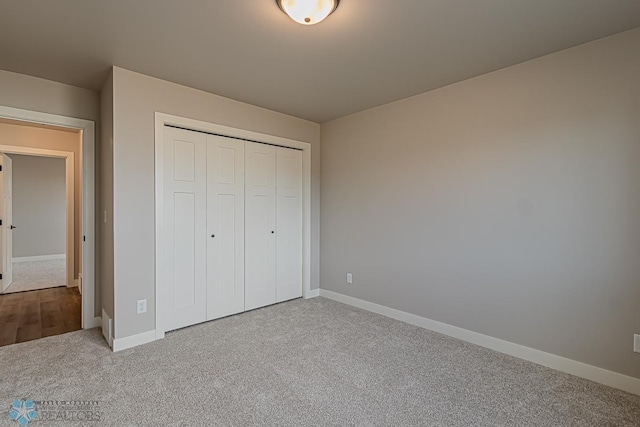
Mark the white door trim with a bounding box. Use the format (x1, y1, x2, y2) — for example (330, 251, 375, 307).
(0, 105, 96, 330)
(154, 113, 312, 340)
(0, 144, 75, 288)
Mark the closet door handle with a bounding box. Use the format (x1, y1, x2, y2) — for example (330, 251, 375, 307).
(10, 225, 16, 230)
(211, 234, 215, 238)
(271, 231, 275, 234)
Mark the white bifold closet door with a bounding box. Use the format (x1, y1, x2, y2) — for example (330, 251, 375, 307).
(163, 127, 208, 331)
(245, 142, 303, 310)
(275, 147, 303, 303)
(244, 142, 277, 311)
(163, 127, 303, 332)
(206, 134, 245, 320)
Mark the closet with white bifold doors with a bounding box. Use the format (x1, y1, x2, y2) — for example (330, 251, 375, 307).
(162, 126, 303, 333)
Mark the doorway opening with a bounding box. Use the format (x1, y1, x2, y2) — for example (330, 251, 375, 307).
(0, 108, 95, 346)
(0, 148, 75, 292)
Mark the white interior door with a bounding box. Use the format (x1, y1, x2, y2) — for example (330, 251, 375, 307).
(0, 154, 13, 291)
(244, 142, 277, 311)
(163, 127, 207, 331)
(276, 147, 303, 303)
(206, 135, 245, 320)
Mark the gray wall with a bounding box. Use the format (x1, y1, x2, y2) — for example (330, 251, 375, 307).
(320, 29, 640, 379)
(0, 70, 99, 122)
(100, 70, 114, 321)
(10, 154, 66, 257)
(111, 67, 320, 339)
(0, 70, 101, 317)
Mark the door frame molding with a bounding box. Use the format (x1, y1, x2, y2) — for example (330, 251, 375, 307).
(0, 145, 75, 288)
(154, 112, 312, 340)
(0, 105, 96, 330)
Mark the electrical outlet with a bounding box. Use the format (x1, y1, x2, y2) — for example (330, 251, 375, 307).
(634, 334, 640, 353)
(137, 299, 147, 314)
(346, 273, 353, 284)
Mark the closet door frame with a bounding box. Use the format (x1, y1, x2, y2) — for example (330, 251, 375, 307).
(154, 113, 312, 340)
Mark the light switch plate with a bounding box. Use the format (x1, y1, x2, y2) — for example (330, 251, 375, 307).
(346, 273, 353, 284)
(634, 334, 640, 353)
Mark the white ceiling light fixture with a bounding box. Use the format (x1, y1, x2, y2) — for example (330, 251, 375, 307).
(276, 0, 340, 25)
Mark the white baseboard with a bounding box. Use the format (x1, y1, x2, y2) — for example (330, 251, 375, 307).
(112, 330, 156, 352)
(319, 289, 640, 396)
(305, 288, 320, 299)
(13, 254, 66, 263)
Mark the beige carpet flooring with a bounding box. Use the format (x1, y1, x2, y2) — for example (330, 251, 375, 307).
(2, 259, 66, 294)
(0, 297, 639, 426)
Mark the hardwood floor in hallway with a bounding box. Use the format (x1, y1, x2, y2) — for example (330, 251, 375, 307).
(0, 286, 81, 346)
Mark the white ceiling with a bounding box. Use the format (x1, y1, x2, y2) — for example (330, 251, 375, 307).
(1, 1, 639, 122)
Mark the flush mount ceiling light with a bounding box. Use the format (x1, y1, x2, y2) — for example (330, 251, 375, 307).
(276, 0, 340, 25)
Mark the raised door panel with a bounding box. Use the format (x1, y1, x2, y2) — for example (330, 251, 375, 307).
(164, 127, 207, 331)
(276, 148, 303, 302)
(207, 135, 245, 320)
(244, 142, 276, 311)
